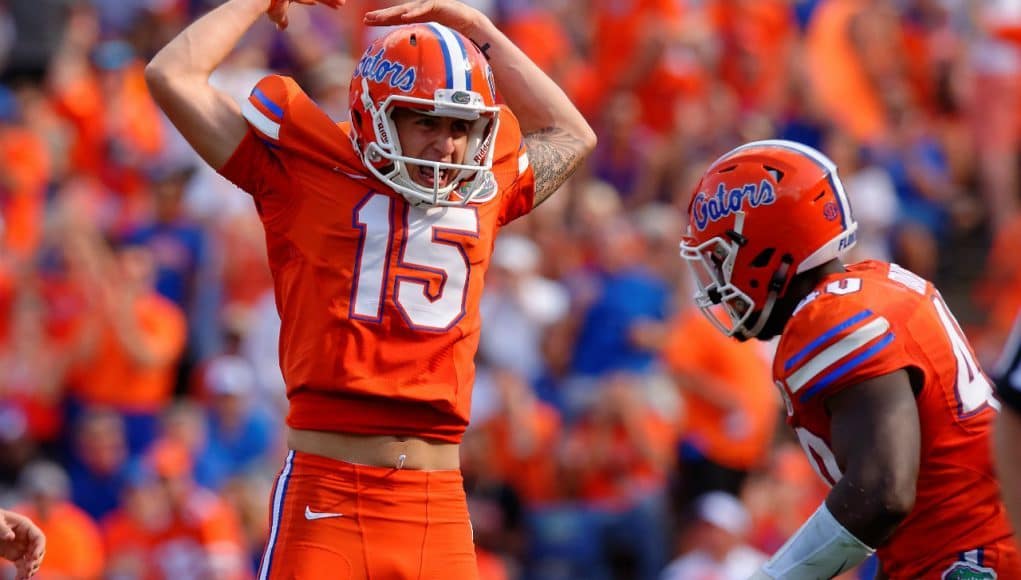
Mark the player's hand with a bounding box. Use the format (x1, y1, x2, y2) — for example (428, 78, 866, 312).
(364, 1, 483, 36)
(0, 510, 45, 580)
(268, 0, 345, 30)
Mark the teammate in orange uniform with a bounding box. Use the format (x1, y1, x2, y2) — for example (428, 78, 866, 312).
(144, 0, 596, 577)
(679, 140, 1020, 579)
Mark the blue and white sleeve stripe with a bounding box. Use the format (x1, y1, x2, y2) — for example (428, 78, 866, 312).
(784, 309, 875, 372)
(243, 87, 283, 140)
(785, 314, 894, 402)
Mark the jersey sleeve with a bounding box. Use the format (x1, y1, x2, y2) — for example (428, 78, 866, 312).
(776, 288, 912, 410)
(217, 74, 350, 224)
(491, 106, 537, 225)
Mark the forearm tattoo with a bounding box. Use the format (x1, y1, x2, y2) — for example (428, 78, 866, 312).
(524, 127, 586, 208)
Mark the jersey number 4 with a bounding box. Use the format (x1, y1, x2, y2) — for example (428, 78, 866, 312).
(350, 192, 479, 331)
(932, 293, 999, 416)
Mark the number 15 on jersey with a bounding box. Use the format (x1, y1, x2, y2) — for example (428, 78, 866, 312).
(351, 192, 479, 331)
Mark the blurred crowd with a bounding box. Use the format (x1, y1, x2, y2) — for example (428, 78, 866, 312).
(0, 0, 1020, 578)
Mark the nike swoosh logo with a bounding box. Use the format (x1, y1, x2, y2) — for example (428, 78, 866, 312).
(304, 505, 343, 520)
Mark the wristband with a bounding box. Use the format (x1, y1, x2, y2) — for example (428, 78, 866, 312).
(757, 503, 875, 579)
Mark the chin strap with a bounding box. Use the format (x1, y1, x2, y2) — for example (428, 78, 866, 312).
(742, 254, 793, 339)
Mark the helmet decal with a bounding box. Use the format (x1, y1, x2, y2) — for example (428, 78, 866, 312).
(354, 48, 417, 92)
(426, 22, 472, 91)
(692, 181, 776, 231)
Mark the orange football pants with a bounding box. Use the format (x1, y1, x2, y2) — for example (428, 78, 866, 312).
(257, 450, 478, 579)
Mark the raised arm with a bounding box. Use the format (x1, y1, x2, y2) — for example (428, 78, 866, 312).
(145, 0, 341, 170)
(364, 1, 598, 208)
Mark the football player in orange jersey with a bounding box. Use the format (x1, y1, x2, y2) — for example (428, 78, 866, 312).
(144, 0, 596, 578)
(679, 140, 1020, 579)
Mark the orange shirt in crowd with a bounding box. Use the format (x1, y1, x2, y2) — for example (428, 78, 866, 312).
(661, 308, 779, 471)
(12, 502, 105, 579)
(709, 0, 796, 115)
(588, 0, 696, 132)
(71, 293, 186, 412)
(479, 401, 563, 505)
(216, 214, 273, 310)
(565, 408, 675, 506)
(0, 270, 12, 357)
(476, 547, 509, 580)
(503, 10, 573, 79)
(591, 0, 680, 85)
(804, 0, 892, 143)
(0, 270, 83, 442)
(103, 489, 248, 580)
(745, 443, 830, 554)
(0, 126, 50, 259)
(52, 62, 163, 197)
(975, 212, 1021, 360)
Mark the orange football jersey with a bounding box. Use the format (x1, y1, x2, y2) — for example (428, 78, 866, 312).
(218, 75, 536, 443)
(773, 261, 1015, 578)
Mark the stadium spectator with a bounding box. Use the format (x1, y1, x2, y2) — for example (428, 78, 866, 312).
(11, 460, 104, 579)
(659, 303, 779, 517)
(67, 408, 132, 521)
(661, 491, 766, 580)
(102, 438, 248, 579)
(62, 225, 187, 454)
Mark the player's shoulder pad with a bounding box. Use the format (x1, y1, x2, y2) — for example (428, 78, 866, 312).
(241, 75, 302, 142)
(777, 274, 899, 404)
(241, 75, 349, 161)
(491, 105, 531, 180)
